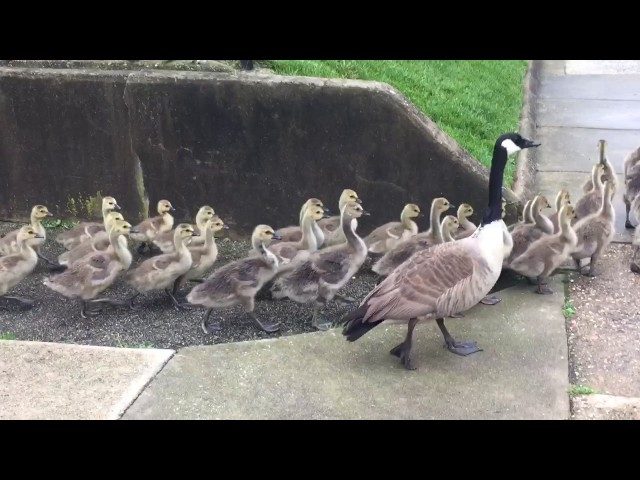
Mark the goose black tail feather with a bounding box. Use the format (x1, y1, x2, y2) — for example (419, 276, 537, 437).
(339, 304, 384, 342)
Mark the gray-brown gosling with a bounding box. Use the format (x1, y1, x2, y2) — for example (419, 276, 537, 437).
(125, 223, 197, 310)
(274, 198, 331, 246)
(454, 203, 477, 239)
(187, 224, 282, 334)
(44, 220, 136, 318)
(0, 226, 44, 309)
(318, 188, 363, 247)
(268, 201, 370, 331)
(363, 203, 422, 254)
(575, 163, 609, 220)
(130, 199, 175, 254)
(55, 196, 121, 250)
(338, 132, 539, 370)
(152, 205, 216, 254)
(581, 139, 617, 194)
(508, 204, 577, 294)
(549, 190, 571, 233)
(0, 204, 58, 268)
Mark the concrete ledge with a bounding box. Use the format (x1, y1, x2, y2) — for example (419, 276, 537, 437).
(0, 66, 518, 235)
(0, 340, 174, 419)
(512, 60, 542, 211)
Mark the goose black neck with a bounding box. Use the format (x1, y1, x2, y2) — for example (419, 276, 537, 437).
(482, 144, 508, 224)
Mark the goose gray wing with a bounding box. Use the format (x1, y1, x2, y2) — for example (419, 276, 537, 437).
(360, 240, 483, 323)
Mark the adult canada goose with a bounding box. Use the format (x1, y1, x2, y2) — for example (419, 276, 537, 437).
(582, 139, 617, 194)
(549, 190, 571, 234)
(125, 223, 197, 310)
(571, 180, 616, 277)
(274, 198, 331, 245)
(508, 205, 577, 294)
(370, 197, 454, 278)
(0, 204, 59, 268)
(337, 132, 540, 370)
(44, 220, 136, 317)
(0, 226, 44, 309)
(623, 146, 640, 228)
(55, 196, 121, 250)
(152, 205, 215, 253)
(186, 224, 282, 334)
(269, 201, 370, 331)
(56, 212, 125, 267)
(318, 189, 362, 247)
(130, 199, 175, 254)
(363, 203, 422, 254)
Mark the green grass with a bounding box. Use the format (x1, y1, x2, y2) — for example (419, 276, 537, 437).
(569, 384, 599, 396)
(116, 340, 155, 349)
(41, 218, 79, 230)
(0, 332, 17, 340)
(267, 60, 528, 186)
(563, 300, 577, 319)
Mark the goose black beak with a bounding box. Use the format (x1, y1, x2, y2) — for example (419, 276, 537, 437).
(523, 138, 541, 149)
(272, 233, 282, 240)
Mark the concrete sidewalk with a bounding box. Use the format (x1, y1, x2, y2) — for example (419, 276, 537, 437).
(123, 277, 569, 420)
(534, 60, 640, 243)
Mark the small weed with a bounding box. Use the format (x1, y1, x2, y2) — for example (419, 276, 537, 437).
(0, 332, 17, 340)
(117, 340, 155, 349)
(41, 218, 79, 230)
(563, 300, 577, 319)
(569, 384, 599, 396)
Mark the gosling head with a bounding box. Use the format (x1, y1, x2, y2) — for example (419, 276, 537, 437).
(535, 195, 552, 210)
(403, 203, 422, 218)
(105, 212, 125, 225)
(253, 225, 281, 244)
(341, 189, 362, 205)
(557, 190, 571, 205)
(457, 203, 474, 218)
(32, 205, 53, 219)
(209, 215, 229, 232)
(175, 223, 198, 241)
(305, 197, 329, 211)
(432, 197, 455, 214)
(102, 196, 121, 211)
(342, 201, 370, 219)
(305, 205, 328, 222)
(197, 205, 216, 223)
(561, 204, 577, 221)
(111, 220, 135, 236)
(157, 200, 175, 215)
(18, 225, 44, 242)
(443, 215, 460, 234)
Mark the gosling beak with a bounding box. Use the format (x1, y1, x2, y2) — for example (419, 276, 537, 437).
(114, 203, 122, 210)
(361, 210, 371, 216)
(223, 225, 230, 230)
(191, 231, 200, 237)
(170, 206, 176, 212)
(34, 233, 45, 239)
(130, 229, 140, 234)
(323, 207, 331, 213)
(46, 212, 53, 217)
(522, 138, 541, 149)
(322, 213, 332, 219)
(272, 233, 282, 240)
(449, 204, 457, 210)
(355, 198, 362, 204)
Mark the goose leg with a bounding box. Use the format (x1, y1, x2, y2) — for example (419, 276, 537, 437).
(436, 317, 481, 356)
(480, 294, 501, 305)
(37, 251, 65, 271)
(334, 293, 357, 304)
(128, 293, 143, 311)
(241, 295, 280, 333)
(389, 317, 419, 370)
(625, 196, 634, 229)
(136, 242, 148, 255)
(585, 248, 604, 277)
(309, 300, 332, 331)
(201, 308, 222, 334)
(535, 276, 554, 294)
(0, 295, 35, 309)
(164, 288, 190, 311)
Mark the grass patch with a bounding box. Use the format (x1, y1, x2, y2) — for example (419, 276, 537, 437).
(42, 218, 79, 230)
(267, 60, 528, 186)
(563, 299, 577, 319)
(0, 332, 17, 340)
(116, 340, 155, 349)
(569, 384, 599, 396)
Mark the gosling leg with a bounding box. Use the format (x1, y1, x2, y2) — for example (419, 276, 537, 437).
(0, 295, 35, 309)
(201, 308, 222, 334)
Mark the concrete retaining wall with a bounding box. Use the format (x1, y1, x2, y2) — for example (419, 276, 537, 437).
(0, 66, 518, 236)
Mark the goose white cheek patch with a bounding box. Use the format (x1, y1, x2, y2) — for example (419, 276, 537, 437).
(501, 139, 521, 155)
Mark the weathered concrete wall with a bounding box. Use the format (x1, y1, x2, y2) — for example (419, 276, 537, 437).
(0, 67, 518, 237)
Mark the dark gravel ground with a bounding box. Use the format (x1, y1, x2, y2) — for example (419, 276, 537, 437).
(0, 222, 519, 350)
(0, 222, 383, 349)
